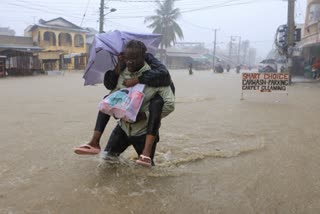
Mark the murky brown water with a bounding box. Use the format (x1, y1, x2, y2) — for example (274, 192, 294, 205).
(1, 70, 320, 214)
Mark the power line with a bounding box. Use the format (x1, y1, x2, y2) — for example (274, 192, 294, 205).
(4, 2, 85, 19)
(109, 0, 164, 2)
(180, 18, 213, 31)
(107, 0, 281, 19)
(3, 0, 93, 9)
(2, 1, 102, 23)
(80, 0, 92, 26)
(178, 0, 283, 12)
(107, 20, 141, 31)
(2, 0, 288, 29)
(181, 0, 255, 13)
(2, 0, 281, 20)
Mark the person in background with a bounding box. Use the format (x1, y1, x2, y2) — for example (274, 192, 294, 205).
(312, 57, 320, 80)
(188, 62, 193, 75)
(226, 64, 231, 72)
(236, 65, 241, 74)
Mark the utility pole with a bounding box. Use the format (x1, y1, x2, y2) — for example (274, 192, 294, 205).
(237, 36, 242, 65)
(287, 0, 295, 84)
(99, 0, 105, 33)
(230, 36, 241, 65)
(212, 29, 218, 72)
(229, 36, 233, 62)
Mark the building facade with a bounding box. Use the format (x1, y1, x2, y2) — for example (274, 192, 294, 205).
(303, 0, 320, 62)
(25, 17, 88, 71)
(0, 35, 42, 76)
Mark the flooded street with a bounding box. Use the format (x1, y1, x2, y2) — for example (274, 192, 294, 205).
(1, 70, 320, 214)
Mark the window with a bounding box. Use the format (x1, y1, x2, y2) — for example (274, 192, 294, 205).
(309, 3, 320, 25)
(74, 34, 84, 47)
(58, 33, 72, 47)
(43, 31, 56, 46)
(64, 58, 71, 64)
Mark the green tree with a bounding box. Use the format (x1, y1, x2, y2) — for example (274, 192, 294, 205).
(144, 0, 184, 49)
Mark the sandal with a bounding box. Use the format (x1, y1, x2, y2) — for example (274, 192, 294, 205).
(136, 155, 152, 167)
(74, 144, 101, 155)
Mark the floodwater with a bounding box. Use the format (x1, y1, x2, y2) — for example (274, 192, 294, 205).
(0, 70, 320, 214)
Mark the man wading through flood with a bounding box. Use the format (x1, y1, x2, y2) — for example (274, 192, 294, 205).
(75, 40, 175, 167)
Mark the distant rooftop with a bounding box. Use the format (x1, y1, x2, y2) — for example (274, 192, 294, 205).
(0, 35, 41, 51)
(27, 17, 88, 33)
(0, 27, 15, 36)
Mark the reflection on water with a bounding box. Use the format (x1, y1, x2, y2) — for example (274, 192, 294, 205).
(1, 70, 320, 213)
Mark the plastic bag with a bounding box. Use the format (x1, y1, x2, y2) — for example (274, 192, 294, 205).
(99, 84, 145, 123)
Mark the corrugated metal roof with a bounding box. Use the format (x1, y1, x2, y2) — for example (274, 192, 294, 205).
(29, 24, 88, 33)
(0, 35, 33, 46)
(0, 44, 42, 51)
(166, 52, 200, 58)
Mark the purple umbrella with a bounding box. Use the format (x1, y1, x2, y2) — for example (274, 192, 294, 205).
(83, 30, 162, 86)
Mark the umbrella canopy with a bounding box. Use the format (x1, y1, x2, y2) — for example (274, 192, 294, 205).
(83, 30, 162, 86)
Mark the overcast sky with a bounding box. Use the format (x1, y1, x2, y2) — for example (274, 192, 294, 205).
(1, 0, 306, 58)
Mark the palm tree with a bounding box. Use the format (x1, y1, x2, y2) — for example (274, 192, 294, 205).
(144, 0, 184, 49)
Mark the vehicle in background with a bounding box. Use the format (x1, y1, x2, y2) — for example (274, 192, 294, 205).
(258, 59, 278, 73)
(277, 58, 287, 73)
(214, 64, 224, 73)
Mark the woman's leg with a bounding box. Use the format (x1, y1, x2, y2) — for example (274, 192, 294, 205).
(141, 94, 164, 158)
(87, 111, 110, 149)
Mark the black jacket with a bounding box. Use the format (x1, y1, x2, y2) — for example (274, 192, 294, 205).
(104, 53, 172, 91)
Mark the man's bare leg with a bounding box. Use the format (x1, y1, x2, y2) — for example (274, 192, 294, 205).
(142, 134, 156, 157)
(136, 134, 155, 166)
